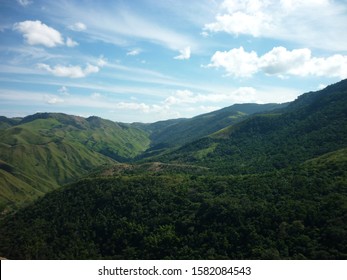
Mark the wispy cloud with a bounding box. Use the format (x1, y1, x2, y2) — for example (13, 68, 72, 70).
(0, 46, 66, 64)
(68, 22, 87, 32)
(126, 49, 142, 56)
(164, 87, 259, 106)
(45, 95, 64, 104)
(37, 63, 99, 78)
(45, 1, 198, 51)
(17, 0, 32, 7)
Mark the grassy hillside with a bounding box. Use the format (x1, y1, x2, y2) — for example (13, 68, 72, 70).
(17, 113, 151, 160)
(0, 148, 345, 259)
(0, 159, 50, 213)
(0, 113, 152, 211)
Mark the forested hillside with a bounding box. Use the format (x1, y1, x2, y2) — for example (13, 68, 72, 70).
(0, 79, 346, 259)
(0, 104, 286, 210)
(0, 148, 346, 259)
(156, 80, 347, 174)
(137, 103, 287, 150)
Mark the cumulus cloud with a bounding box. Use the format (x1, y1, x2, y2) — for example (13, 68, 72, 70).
(68, 22, 87, 31)
(13, 20, 64, 48)
(204, 0, 347, 51)
(37, 63, 99, 78)
(258, 47, 311, 75)
(207, 47, 258, 77)
(174, 46, 191, 60)
(66, 37, 78, 47)
(206, 0, 271, 37)
(207, 46, 347, 79)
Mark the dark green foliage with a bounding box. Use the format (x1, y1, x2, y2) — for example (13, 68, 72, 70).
(0, 150, 346, 259)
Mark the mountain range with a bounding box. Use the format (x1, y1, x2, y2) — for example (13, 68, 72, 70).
(0, 79, 346, 259)
(0, 102, 286, 211)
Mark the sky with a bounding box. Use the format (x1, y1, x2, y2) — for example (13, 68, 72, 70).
(1, 0, 347, 123)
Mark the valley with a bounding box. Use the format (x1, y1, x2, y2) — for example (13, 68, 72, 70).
(0, 79, 346, 259)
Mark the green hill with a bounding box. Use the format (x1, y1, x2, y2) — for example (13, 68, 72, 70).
(156, 79, 347, 174)
(137, 103, 288, 152)
(0, 159, 50, 213)
(0, 113, 151, 211)
(17, 113, 151, 160)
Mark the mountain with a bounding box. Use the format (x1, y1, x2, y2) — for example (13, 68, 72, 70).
(17, 113, 151, 161)
(0, 79, 346, 260)
(136, 103, 288, 151)
(0, 113, 150, 211)
(0, 104, 288, 210)
(0, 116, 21, 130)
(155, 80, 347, 174)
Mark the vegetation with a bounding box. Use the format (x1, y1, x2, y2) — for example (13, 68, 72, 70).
(155, 80, 347, 174)
(136, 103, 287, 152)
(0, 148, 346, 259)
(0, 113, 151, 210)
(0, 79, 346, 259)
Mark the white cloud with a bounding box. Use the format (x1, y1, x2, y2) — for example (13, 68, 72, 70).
(114, 102, 151, 113)
(174, 46, 191, 60)
(126, 49, 142, 56)
(164, 87, 258, 106)
(97, 56, 107, 67)
(68, 22, 87, 32)
(200, 31, 209, 38)
(13, 20, 64, 48)
(17, 0, 32, 7)
(258, 47, 311, 75)
(206, 0, 271, 37)
(207, 46, 347, 79)
(207, 47, 258, 77)
(44, 2, 197, 51)
(37, 63, 99, 78)
(204, 0, 347, 51)
(66, 37, 78, 47)
(44, 95, 64, 104)
(164, 90, 195, 105)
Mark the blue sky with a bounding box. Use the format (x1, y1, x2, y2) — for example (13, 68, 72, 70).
(1, 0, 347, 123)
